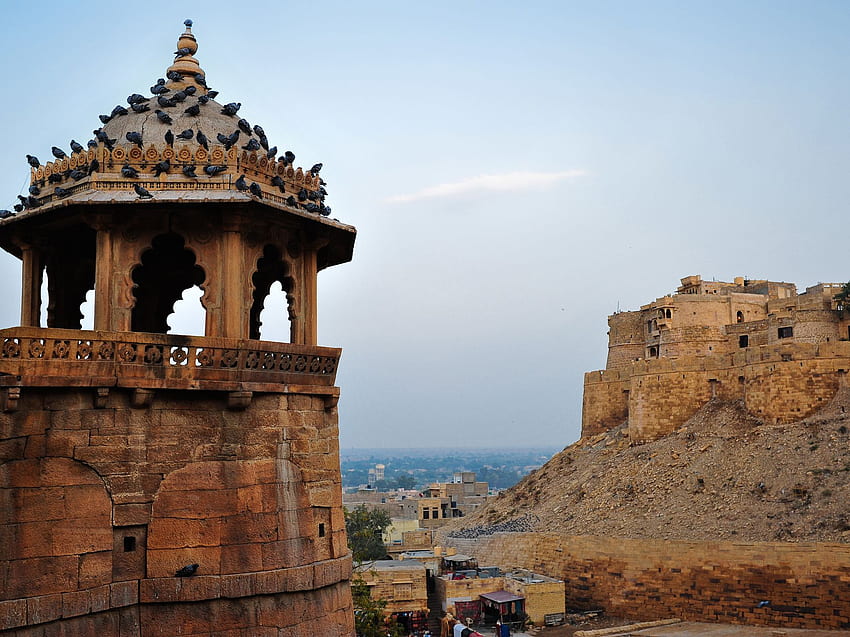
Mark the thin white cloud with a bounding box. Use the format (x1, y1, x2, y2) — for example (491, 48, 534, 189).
(385, 170, 588, 204)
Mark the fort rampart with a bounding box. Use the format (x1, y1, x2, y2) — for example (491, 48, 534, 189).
(442, 532, 850, 629)
(582, 341, 850, 442)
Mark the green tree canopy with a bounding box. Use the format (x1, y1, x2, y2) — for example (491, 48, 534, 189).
(344, 504, 392, 563)
(351, 575, 405, 637)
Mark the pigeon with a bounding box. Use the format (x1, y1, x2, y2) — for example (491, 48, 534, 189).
(206, 90, 219, 99)
(48, 173, 63, 184)
(197, 95, 210, 105)
(182, 165, 197, 178)
(307, 189, 319, 201)
(69, 169, 86, 181)
(151, 83, 170, 95)
(217, 131, 240, 150)
(153, 160, 170, 176)
(166, 70, 182, 82)
(252, 124, 265, 138)
(309, 163, 323, 175)
(194, 73, 207, 88)
(176, 129, 194, 141)
(98, 114, 112, 124)
(297, 188, 308, 201)
(258, 135, 269, 151)
(164, 130, 174, 147)
(131, 103, 151, 113)
(184, 86, 196, 96)
(121, 164, 139, 178)
(285, 195, 297, 207)
(0, 210, 14, 219)
(94, 129, 116, 150)
(174, 47, 192, 57)
(283, 150, 295, 165)
(158, 95, 175, 108)
(126, 131, 143, 147)
(88, 159, 100, 174)
(266, 146, 277, 159)
(175, 564, 199, 577)
(184, 103, 200, 116)
(127, 93, 146, 105)
(304, 202, 319, 213)
(28, 184, 41, 196)
(319, 204, 331, 216)
(234, 174, 249, 191)
(26, 155, 40, 168)
(204, 164, 227, 176)
(172, 90, 187, 103)
(70, 140, 84, 154)
(220, 102, 240, 116)
(87, 139, 97, 148)
(54, 186, 72, 198)
(111, 105, 128, 117)
(196, 130, 209, 150)
(249, 182, 263, 198)
(270, 175, 285, 191)
(134, 184, 153, 199)
(13, 204, 23, 212)
(27, 196, 41, 208)
(242, 138, 260, 151)
(51, 146, 67, 160)
(238, 118, 252, 135)
(155, 110, 173, 124)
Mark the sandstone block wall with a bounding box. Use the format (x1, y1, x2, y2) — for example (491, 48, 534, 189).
(583, 342, 850, 442)
(441, 533, 850, 629)
(0, 387, 353, 635)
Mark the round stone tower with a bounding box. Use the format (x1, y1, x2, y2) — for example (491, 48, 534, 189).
(0, 21, 356, 636)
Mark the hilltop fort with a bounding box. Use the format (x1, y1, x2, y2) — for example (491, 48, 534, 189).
(583, 275, 850, 442)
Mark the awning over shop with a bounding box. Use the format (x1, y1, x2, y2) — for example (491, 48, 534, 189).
(480, 591, 524, 604)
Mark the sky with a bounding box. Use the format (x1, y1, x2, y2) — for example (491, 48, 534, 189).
(0, 1, 848, 449)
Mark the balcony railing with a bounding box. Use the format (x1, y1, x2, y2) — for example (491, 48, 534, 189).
(0, 327, 339, 391)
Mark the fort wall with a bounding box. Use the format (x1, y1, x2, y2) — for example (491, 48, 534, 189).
(0, 387, 353, 635)
(441, 533, 850, 630)
(583, 342, 850, 442)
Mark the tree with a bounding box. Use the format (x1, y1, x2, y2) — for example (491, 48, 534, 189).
(344, 504, 392, 563)
(351, 574, 405, 637)
(395, 473, 416, 490)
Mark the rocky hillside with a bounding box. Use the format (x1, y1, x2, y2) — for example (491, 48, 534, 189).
(444, 391, 850, 543)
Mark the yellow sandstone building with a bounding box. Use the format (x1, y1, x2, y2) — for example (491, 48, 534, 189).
(583, 275, 850, 442)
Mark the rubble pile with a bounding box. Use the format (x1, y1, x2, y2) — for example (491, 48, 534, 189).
(446, 393, 850, 542)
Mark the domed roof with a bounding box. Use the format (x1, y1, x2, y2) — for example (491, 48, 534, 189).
(8, 20, 338, 227)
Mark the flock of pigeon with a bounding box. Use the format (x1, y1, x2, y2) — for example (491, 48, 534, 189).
(3, 57, 330, 219)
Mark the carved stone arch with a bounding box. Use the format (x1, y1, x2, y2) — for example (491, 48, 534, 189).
(249, 243, 297, 341)
(130, 232, 206, 334)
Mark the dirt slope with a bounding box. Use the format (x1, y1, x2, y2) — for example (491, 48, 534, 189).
(445, 392, 850, 543)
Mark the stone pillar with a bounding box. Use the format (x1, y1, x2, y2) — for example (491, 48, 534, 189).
(93, 226, 113, 331)
(222, 228, 245, 338)
(303, 249, 318, 345)
(20, 246, 42, 327)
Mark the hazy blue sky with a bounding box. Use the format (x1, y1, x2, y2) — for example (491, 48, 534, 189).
(0, 2, 848, 448)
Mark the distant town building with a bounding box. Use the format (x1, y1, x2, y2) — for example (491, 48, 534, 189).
(355, 559, 429, 634)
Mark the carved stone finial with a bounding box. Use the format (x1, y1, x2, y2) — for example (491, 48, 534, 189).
(165, 20, 206, 94)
